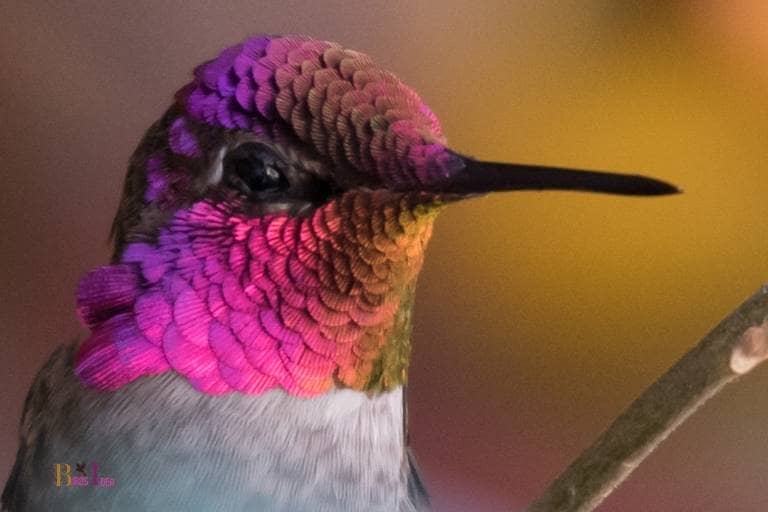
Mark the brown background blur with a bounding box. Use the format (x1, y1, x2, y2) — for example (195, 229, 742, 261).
(3, 2, 768, 510)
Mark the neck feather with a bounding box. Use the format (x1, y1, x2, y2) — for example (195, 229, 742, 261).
(75, 191, 440, 397)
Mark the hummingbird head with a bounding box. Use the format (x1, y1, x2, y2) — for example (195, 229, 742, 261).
(76, 35, 677, 397)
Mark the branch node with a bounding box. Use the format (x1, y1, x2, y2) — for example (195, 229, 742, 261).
(730, 320, 768, 375)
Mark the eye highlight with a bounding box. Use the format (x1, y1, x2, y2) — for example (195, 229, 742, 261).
(216, 140, 343, 216)
(223, 142, 288, 197)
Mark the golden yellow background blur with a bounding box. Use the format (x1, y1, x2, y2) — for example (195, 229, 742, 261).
(2, 2, 768, 510)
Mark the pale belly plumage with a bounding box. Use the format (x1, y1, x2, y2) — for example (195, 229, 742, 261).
(3, 344, 428, 511)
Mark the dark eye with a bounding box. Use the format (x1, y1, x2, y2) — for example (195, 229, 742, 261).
(223, 142, 288, 197)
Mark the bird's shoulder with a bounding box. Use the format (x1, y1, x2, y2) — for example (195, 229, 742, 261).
(2, 343, 78, 511)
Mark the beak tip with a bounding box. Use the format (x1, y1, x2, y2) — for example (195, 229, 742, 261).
(639, 178, 682, 196)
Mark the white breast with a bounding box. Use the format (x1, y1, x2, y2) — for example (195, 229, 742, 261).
(13, 344, 421, 511)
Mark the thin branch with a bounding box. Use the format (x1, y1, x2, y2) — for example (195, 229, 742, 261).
(527, 285, 768, 512)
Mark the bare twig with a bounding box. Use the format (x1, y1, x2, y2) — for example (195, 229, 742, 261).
(527, 285, 768, 512)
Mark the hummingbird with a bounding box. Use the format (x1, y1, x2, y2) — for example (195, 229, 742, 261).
(2, 35, 677, 511)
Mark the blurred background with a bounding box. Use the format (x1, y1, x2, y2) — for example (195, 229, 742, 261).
(2, 1, 768, 510)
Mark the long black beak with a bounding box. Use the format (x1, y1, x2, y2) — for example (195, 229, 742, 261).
(427, 154, 680, 196)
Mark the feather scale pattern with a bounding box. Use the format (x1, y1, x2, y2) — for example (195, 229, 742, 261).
(177, 35, 464, 189)
(76, 191, 441, 396)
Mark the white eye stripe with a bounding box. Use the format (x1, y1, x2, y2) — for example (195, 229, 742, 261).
(206, 146, 227, 186)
